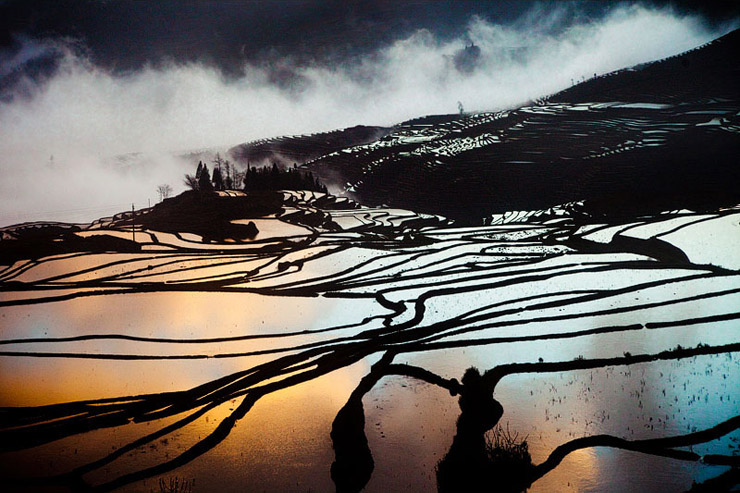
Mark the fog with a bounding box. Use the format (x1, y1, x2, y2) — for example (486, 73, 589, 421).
(0, 4, 735, 226)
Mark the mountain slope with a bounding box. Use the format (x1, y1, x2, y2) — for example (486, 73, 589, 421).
(228, 125, 391, 167)
(303, 29, 740, 224)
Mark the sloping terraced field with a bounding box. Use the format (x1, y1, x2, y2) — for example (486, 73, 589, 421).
(305, 29, 740, 223)
(1, 194, 738, 492)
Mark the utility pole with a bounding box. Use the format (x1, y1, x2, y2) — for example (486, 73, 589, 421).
(131, 203, 135, 243)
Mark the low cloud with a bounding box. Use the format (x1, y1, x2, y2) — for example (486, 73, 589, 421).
(0, 4, 734, 225)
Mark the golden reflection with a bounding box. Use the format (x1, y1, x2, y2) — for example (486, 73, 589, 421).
(0, 353, 370, 491)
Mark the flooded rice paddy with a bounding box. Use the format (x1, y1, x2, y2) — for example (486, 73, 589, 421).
(1, 194, 739, 491)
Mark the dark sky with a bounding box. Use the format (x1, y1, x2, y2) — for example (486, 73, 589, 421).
(1, 0, 737, 75)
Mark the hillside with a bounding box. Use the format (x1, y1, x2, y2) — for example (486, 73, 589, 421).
(227, 125, 392, 167)
(301, 28, 740, 223)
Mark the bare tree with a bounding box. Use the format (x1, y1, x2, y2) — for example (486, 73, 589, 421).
(223, 160, 232, 189)
(157, 184, 173, 202)
(212, 153, 223, 174)
(232, 168, 245, 190)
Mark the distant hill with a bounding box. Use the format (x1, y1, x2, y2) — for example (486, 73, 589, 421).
(552, 28, 740, 104)
(300, 28, 740, 223)
(227, 125, 391, 168)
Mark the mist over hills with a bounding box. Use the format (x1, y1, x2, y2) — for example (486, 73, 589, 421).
(294, 28, 740, 223)
(0, 2, 738, 227)
(124, 26, 739, 226)
(228, 125, 391, 168)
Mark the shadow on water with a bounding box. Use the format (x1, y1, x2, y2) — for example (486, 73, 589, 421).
(329, 346, 740, 493)
(435, 367, 514, 493)
(1, 282, 739, 491)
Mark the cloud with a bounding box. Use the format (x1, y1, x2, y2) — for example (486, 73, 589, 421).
(0, 3, 735, 225)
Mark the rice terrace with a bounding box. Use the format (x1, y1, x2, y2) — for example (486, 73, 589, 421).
(0, 2, 739, 492)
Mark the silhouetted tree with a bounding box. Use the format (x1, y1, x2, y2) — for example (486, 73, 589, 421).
(270, 163, 280, 189)
(241, 162, 328, 193)
(212, 167, 224, 191)
(223, 160, 233, 189)
(243, 163, 256, 192)
(199, 163, 213, 191)
(195, 161, 204, 180)
(213, 153, 223, 171)
(232, 169, 245, 190)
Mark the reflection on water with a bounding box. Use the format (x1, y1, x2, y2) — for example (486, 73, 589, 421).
(231, 219, 312, 240)
(1, 208, 739, 491)
(362, 347, 739, 492)
(0, 363, 369, 492)
(0, 290, 389, 409)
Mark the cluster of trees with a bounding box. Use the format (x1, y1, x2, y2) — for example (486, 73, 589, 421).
(243, 163, 328, 193)
(184, 154, 327, 194)
(184, 154, 242, 192)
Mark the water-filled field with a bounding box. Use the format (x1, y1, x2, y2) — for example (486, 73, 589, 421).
(1, 192, 739, 492)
